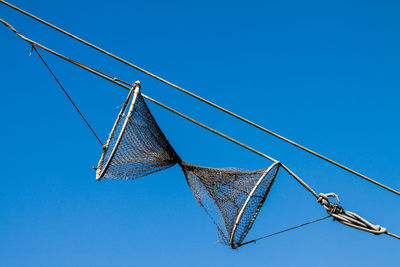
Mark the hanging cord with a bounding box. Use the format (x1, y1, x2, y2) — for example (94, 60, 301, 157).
(31, 45, 103, 146)
(238, 215, 331, 247)
(317, 193, 400, 240)
(1, 0, 398, 197)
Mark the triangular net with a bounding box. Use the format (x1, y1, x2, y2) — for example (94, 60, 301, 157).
(182, 161, 280, 248)
(96, 86, 180, 180)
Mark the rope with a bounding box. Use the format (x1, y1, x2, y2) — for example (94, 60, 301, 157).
(280, 163, 318, 198)
(238, 216, 331, 247)
(1, 0, 398, 197)
(32, 45, 103, 146)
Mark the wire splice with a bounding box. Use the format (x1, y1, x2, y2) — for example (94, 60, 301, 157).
(317, 193, 399, 240)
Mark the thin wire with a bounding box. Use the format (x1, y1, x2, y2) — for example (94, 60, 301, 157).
(32, 45, 103, 146)
(238, 215, 331, 247)
(280, 163, 318, 198)
(1, 0, 397, 197)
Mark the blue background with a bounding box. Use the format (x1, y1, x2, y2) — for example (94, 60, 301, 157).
(1, 0, 399, 266)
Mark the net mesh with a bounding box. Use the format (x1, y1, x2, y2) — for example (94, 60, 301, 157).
(96, 91, 180, 180)
(182, 161, 279, 248)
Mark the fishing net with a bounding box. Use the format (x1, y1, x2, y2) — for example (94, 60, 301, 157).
(95, 83, 281, 249)
(182, 161, 280, 248)
(96, 85, 180, 180)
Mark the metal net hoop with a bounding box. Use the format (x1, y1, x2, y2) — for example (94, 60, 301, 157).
(96, 82, 180, 180)
(182, 161, 280, 248)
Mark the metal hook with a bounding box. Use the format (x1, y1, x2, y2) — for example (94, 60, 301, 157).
(29, 44, 34, 56)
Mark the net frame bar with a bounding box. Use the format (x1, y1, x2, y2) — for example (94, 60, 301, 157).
(229, 161, 280, 248)
(95, 85, 135, 178)
(96, 81, 141, 180)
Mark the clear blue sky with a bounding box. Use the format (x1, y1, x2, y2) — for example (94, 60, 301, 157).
(1, 0, 399, 266)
